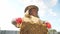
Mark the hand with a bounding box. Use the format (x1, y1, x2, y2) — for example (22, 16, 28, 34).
(12, 21, 16, 25)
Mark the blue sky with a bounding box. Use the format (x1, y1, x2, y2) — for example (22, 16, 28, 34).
(0, 0, 60, 31)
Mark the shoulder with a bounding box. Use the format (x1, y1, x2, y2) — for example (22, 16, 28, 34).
(22, 16, 31, 23)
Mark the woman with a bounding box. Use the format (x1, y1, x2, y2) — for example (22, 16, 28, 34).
(12, 5, 48, 34)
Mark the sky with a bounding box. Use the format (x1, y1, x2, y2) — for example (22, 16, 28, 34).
(0, 0, 60, 31)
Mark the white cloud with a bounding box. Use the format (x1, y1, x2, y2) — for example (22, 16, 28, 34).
(48, 9, 57, 17)
(42, 0, 58, 17)
(51, 0, 58, 7)
(44, 0, 58, 7)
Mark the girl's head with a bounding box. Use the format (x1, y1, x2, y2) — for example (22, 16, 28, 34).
(24, 5, 39, 17)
